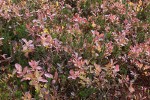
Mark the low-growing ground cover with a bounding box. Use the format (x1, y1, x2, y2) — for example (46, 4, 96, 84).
(0, 0, 150, 99)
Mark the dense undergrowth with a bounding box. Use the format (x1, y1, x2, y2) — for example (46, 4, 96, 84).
(0, 0, 150, 99)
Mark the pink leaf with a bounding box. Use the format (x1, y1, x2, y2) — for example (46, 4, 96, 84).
(36, 66, 42, 70)
(15, 63, 22, 73)
(29, 60, 40, 70)
(23, 66, 28, 74)
(68, 70, 79, 80)
(69, 70, 74, 75)
(22, 38, 28, 44)
(45, 73, 53, 78)
(38, 78, 48, 82)
(114, 65, 120, 72)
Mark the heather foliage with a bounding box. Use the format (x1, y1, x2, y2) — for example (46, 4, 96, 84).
(0, 0, 150, 99)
